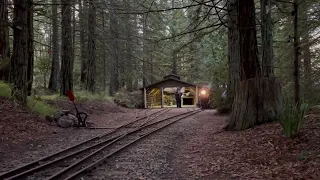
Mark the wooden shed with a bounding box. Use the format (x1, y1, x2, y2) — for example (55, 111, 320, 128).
(140, 74, 199, 108)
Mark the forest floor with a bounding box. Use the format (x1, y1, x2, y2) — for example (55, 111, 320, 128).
(0, 97, 320, 179)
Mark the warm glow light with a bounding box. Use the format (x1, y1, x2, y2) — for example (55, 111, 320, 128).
(201, 90, 206, 95)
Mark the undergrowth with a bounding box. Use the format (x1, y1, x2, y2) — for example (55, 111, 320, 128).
(0, 81, 11, 97)
(114, 89, 143, 108)
(279, 101, 309, 138)
(74, 91, 113, 102)
(0, 81, 56, 116)
(40, 91, 113, 102)
(27, 97, 56, 116)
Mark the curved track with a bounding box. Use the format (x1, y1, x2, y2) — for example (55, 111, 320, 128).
(57, 108, 200, 180)
(0, 108, 168, 180)
(1, 108, 201, 180)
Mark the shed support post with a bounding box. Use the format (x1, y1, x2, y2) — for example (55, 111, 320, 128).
(144, 88, 147, 109)
(161, 87, 164, 108)
(195, 86, 199, 107)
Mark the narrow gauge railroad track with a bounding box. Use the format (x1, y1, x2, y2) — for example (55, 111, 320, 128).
(51, 108, 201, 180)
(0, 108, 169, 180)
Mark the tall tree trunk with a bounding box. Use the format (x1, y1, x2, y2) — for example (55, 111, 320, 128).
(86, 0, 96, 92)
(261, 0, 274, 77)
(79, 0, 87, 89)
(49, 0, 59, 91)
(187, 1, 201, 82)
(149, 48, 154, 84)
(171, 0, 177, 75)
(60, 0, 73, 96)
(0, 0, 10, 81)
(226, 0, 282, 130)
(302, 35, 312, 98)
(299, 0, 311, 101)
(72, 0, 76, 83)
(102, 11, 107, 92)
(226, 0, 240, 107)
(125, 12, 133, 92)
(109, 0, 119, 96)
(10, 0, 28, 105)
(293, 0, 300, 104)
(27, 0, 34, 96)
(142, 14, 148, 87)
(238, 1, 261, 80)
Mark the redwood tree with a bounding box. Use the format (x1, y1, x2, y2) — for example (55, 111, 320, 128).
(60, 0, 73, 96)
(226, 0, 240, 107)
(49, 0, 60, 91)
(226, 0, 283, 130)
(86, 0, 96, 92)
(0, 0, 10, 81)
(27, 0, 34, 96)
(10, 0, 29, 105)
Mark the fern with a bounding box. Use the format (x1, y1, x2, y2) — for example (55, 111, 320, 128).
(279, 101, 309, 138)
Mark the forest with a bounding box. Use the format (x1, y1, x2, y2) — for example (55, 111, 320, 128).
(0, 0, 319, 128)
(0, 0, 320, 179)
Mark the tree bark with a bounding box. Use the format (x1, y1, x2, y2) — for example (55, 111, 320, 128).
(27, 0, 34, 96)
(49, 0, 59, 91)
(60, 0, 73, 96)
(125, 11, 133, 92)
(79, 0, 87, 89)
(226, 0, 240, 107)
(142, 14, 148, 87)
(238, 1, 261, 80)
(171, 0, 177, 75)
(227, 78, 283, 130)
(0, 0, 10, 81)
(293, 0, 300, 104)
(302, 35, 312, 96)
(226, 0, 283, 131)
(300, 1, 312, 100)
(86, 0, 96, 93)
(109, 0, 119, 96)
(72, 0, 76, 83)
(261, 0, 274, 77)
(10, 0, 29, 105)
(101, 11, 107, 92)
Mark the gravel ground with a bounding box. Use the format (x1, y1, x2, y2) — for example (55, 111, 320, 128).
(85, 108, 217, 180)
(2, 107, 319, 179)
(0, 108, 160, 173)
(76, 109, 320, 180)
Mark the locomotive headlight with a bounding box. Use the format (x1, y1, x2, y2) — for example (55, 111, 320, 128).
(200, 90, 206, 95)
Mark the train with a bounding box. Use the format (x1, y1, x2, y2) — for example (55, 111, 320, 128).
(197, 85, 213, 109)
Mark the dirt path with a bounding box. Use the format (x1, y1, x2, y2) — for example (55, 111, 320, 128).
(1, 107, 319, 179)
(81, 109, 320, 180)
(0, 107, 158, 173)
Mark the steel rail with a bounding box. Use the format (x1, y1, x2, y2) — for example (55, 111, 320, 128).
(0, 108, 168, 180)
(48, 109, 201, 180)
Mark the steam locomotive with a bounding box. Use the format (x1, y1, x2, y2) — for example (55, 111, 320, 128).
(197, 86, 212, 109)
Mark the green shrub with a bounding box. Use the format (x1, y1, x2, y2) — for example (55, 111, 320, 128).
(27, 97, 56, 116)
(279, 102, 309, 138)
(0, 81, 12, 97)
(74, 91, 113, 102)
(40, 91, 113, 102)
(0, 82, 56, 116)
(114, 89, 142, 108)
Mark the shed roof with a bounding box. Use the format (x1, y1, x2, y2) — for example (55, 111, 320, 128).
(140, 76, 197, 90)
